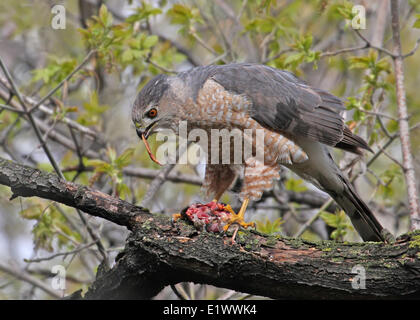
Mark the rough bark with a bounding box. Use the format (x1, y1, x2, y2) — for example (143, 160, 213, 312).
(1, 157, 420, 299)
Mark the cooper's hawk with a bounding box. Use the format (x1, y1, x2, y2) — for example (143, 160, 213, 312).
(132, 63, 387, 242)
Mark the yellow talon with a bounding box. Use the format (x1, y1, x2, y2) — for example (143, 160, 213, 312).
(172, 213, 182, 222)
(223, 197, 255, 231)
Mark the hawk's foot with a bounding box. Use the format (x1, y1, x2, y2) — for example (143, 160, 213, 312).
(172, 213, 182, 223)
(222, 198, 255, 231)
(173, 200, 255, 235)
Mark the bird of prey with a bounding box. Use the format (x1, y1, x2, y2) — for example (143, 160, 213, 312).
(132, 63, 388, 242)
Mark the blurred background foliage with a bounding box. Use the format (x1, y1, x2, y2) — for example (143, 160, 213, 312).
(0, 0, 419, 299)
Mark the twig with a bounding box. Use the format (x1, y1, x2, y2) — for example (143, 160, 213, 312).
(0, 64, 108, 262)
(390, 0, 420, 229)
(24, 242, 97, 263)
(236, 0, 248, 23)
(382, 149, 404, 168)
(157, 34, 201, 67)
(206, 52, 228, 65)
(27, 50, 96, 114)
(262, 48, 293, 64)
(320, 44, 368, 57)
(0, 83, 100, 139)
(294, 121, 414, 237)
(351, 106, 398, 121)
(0, 262, 61, 298)
(367, 133, 399, 167)
(191, 31, 220, 57)
(217, 289, 237, 300)
(0, 103, 26, 114)
(74, 208, 109, 265)
(170, 284, 187, 300)
(146, 57, 177, 74)
(354, 29, 396, 58)
(294, 199, 333, 237)
(0, 56, 64, 178)
(141, 141, 192, 208)
(402, 38, 420, 58)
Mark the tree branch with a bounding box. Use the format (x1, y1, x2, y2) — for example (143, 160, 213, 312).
(0, 157, 419, 299)
(0, 157, 146, 228)
(390, 0, 420, 229)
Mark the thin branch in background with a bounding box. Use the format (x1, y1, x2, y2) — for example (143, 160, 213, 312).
(217, 289, 237, 300)
(24, 242, 96, 263)
(0, 56, 64, 179)
(191, 31, 223, 59)
(27, 50, 96, 114)
(156, 34, 201, 67)
(141, 141, 192, 209)
(320, 44, 368, 57)
(26, 268, 90, 285)
(0, 82, 100, 139)
(382, 149, 404, 168)
(354, 29, 396, 58)
(171, 283, 191, 300)
(402, 38, 420, 58)
(206, 52, 228, 65)
(0, 103, 26, 114)
(74, 208, 109, 265)
(0, 56, 109, 265)
(390, 0, 420, 229)
(0, 262, 61, 299)
(293, 120, 416, 237)
(170, 284, 187, 300)
(68, 125, 86, 182)
(207, 2, 234, 62)
(351, 106, 398, 121)
(145, 56, 178, 74)
(261, 48, 293, 64)
(236, 0, 248, 23)
(294, 199, 333, 238)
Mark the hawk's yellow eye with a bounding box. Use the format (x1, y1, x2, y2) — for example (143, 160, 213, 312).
(147, 108, 158, 118)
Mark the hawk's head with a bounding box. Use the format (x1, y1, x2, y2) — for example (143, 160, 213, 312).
(132, 74, 174, 139)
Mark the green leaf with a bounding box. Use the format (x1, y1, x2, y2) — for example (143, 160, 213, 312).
(349, 55, 370, 69)
(99, 4, 113, 27)
(126, 3, 162, 23)
(245, 17, 276, 33)
(85, 159, 108, 168)
(115, 148, 135, 168)
(122, 49, 134, 62)
(387, 119, 399, 133)
(285, 178, 307, 192)
(413, 14, 420, 28)
(335, 2, 355, 20)
(107, 147, 117, 163)
(167, 3, 203, 29)
(284, 52, 304, 65)
(256, 217, 284, 234)
(20, 205, 42, 220)
(320, 211, 339, 228)
(78, 92, 109, 126)
(143, 35, 158, 49)
(320, 210, 353, 241)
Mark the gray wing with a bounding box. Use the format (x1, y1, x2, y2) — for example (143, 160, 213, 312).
(205, 63, 370, 153)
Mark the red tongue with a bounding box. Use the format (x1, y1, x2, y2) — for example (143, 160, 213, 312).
(141, 134, 162, 166)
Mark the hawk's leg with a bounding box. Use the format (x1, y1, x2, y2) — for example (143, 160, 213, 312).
(222, 197, 255, 231)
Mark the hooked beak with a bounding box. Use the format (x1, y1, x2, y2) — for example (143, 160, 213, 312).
(136, 120, 162, 166)
(136, 121, 158, 140)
